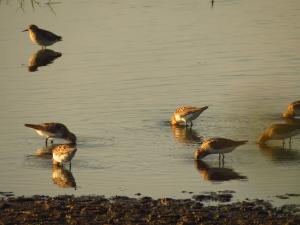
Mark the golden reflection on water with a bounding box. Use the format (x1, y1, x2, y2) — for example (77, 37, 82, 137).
(27, 49, 62, 72)
(34, 143, 60, 158)
(171, 125, 202, 144)
(194, 160, 247, 182)
(52, 164, 76, 189)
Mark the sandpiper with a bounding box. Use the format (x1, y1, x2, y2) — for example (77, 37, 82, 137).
(52, 143, 77, 169)
(282, 100, 300, 118)
(171, 106, 208, 126)
(25, 123, 77, 146)
(22, 24, 62, 49)
(257, 123, 300, 146)
(194, 137, 247, 161)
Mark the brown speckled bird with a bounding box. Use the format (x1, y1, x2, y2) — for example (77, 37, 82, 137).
(171, 106, 208, 127)
(25, 123, 77, 146)
(194, 137, 247, 161)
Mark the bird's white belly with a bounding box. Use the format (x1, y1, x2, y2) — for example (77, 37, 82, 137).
(53, 151, 76, 163)
(35, 130, 53, 138)
(210, 147, 235, 154)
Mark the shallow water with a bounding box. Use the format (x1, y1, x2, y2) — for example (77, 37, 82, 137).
(0, 0, 300, 205)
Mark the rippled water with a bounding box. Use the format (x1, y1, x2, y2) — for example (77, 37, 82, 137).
(0, 0, 300, 205)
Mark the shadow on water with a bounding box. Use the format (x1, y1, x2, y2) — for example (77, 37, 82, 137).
(0, 0, 60, 13)
(171, 125, 202, 145)
(52, 164, 77, 190)
(27, 49, 62, 72)
(258, 143, 300, 163)
(194, 160, 247, 182)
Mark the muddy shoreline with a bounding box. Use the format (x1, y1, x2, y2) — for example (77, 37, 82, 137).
(1, 192, 299, 225)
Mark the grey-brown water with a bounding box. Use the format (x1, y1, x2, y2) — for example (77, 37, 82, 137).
(0, 0, 299, 205)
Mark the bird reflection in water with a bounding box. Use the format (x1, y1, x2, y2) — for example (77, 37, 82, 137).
(258, 143, 300, 162)
(171, 125, 202, 144)
(194, 160, 247, 182)
(52, 164, 77, 190)
(34, 143, 60, 158)
(27, 49, 62, 72)
(257, 123, 300, 148)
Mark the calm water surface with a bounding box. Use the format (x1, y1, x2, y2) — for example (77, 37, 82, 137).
(0, 0, 300, 205)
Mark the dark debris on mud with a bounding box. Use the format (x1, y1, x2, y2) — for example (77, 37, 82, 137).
(0, 194, 299, 225)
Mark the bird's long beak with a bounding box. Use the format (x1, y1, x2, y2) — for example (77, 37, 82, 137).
(200, 106, 209, 112)
(22, 29, 28, 32)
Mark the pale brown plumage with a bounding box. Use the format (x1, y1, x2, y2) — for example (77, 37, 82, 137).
(25, 122, 77, 146)
(194, 137, 247, 160)
(257, 123, 300, 145)
(282, 100, 300, 118)
(171, 106, 208, 126)
(52, 143, 77, 166)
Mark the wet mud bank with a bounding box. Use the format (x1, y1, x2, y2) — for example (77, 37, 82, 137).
(0, 193, 299, 225)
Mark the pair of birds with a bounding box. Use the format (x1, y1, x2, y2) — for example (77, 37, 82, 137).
(25, 123, 77, 167)
(171, 105, 247, 161)
(258, 100, 300, 146)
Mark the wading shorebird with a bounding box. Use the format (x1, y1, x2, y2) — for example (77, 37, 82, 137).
(52, 143, 77, 169)
(257, 123, 300, 146)
(282, 100, 300, 118)
(22, 24, 62, 49)
(25, 123, 77, 146)
(171, 106, 208, 127)
(194, 138, 247, 161)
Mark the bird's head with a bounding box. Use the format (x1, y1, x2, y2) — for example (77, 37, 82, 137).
(194, 149, 209, 160)
(23, 24, 38, 32)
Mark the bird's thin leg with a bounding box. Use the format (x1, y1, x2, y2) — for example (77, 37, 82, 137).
(51, 139, 54, 145)
(69, 161, 72, 171)
(191, 121, 193, 127)
(282, 139, 285, 148)
(184, 120, 188, 127)
(219, 154, 221, 162)
(45, 137, 48, 146)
